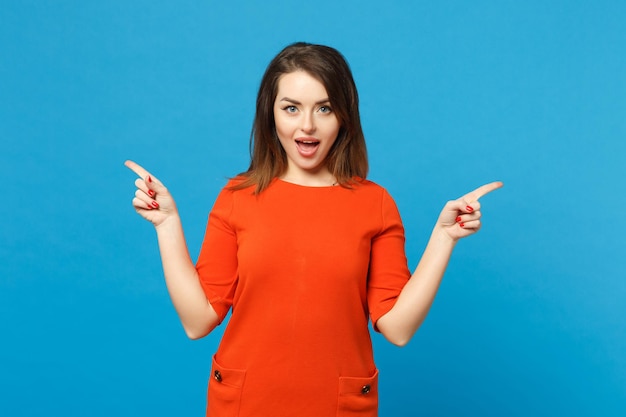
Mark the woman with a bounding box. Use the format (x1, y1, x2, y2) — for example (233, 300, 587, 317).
(126, 42, 502, 416)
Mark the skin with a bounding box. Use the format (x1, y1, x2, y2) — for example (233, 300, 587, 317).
(125, 160, 219, 339)
(125, 70, 504, 344)
(273, 71, 341, 186)
(375, 181, 503, 345)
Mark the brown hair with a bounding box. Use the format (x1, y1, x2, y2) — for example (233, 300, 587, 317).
(231, 42, 368, 193)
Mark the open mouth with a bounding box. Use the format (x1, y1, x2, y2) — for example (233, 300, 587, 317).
(296, 139, 320, 155)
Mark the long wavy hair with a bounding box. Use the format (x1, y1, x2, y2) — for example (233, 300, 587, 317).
(231, 42, 368, 194)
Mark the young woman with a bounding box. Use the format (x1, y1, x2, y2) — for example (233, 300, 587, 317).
(126, 42, 502, 416)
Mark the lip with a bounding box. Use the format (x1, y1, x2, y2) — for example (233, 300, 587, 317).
(295, 137, 320, 157)
(295, 136, 320, 143)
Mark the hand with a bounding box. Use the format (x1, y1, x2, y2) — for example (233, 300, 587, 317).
(125, 160, 178, 227)
(436, 181, 503, 242)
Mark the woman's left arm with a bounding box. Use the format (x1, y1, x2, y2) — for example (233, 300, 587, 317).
(376, 181, 503, 346)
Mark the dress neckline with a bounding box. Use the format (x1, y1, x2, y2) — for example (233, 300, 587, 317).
(274, 177, 340, 189)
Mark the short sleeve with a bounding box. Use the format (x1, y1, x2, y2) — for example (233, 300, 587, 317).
(367, 189, 411, 329)
(195, 186, 239, 324)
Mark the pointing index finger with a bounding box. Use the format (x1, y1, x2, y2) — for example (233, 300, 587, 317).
(463, 181, 504, 202)
(124, 160, 150, 180)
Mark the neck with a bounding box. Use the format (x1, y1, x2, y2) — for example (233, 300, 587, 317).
(279, 172, 337, 187)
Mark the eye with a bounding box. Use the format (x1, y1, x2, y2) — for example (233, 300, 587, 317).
(282, 105, 298, 113)
(318, 105, 332, 114)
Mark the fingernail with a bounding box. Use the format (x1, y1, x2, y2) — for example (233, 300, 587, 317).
(456, 216, 462, 223)
(151, 201, 159, 208)
(147, 176, 152, 183)
(148, 190, 154, 197)
(460, 222, 465, 228)
(466, 206, 474, 212)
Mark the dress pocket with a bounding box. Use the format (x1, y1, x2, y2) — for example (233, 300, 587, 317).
(206, 355, 246, 417)
(336, 369, 379, 417)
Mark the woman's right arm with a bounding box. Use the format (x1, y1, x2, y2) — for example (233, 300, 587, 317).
(125, 160, 219, 339)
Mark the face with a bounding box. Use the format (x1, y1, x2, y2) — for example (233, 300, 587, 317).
(273, 70, 340, 184)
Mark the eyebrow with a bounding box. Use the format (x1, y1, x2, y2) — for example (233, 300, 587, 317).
(278, 97, 331, 105)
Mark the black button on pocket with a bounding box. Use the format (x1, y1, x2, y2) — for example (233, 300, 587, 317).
(214, 370, 223, 382)
(361, 384, 371, 394)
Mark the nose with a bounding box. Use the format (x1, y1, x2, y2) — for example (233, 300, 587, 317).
(301, 111, 316, 134)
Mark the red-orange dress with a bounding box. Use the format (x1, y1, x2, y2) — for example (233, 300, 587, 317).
(196, 178, 411, 417)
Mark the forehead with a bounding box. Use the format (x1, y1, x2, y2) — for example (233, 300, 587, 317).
(275, 71, 329, 99)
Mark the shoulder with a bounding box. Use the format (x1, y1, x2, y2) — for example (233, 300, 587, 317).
(218, 175, 256, 196)
(349, 178, 393, 199)
(210, 176, 253, 211)
(352, 179, 403, 220)
(224, 175, 250, 188)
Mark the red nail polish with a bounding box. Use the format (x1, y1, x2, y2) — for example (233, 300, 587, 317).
(460, 222, 465, 228)
(466, 206, 474, 212)
(147, 176, 152, 183)
(151, 201, 159, 208)
(456, 216, 461, 223)
(148, 190, 154, 197)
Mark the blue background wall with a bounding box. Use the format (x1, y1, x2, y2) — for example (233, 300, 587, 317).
(1, 1, 624, 415)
